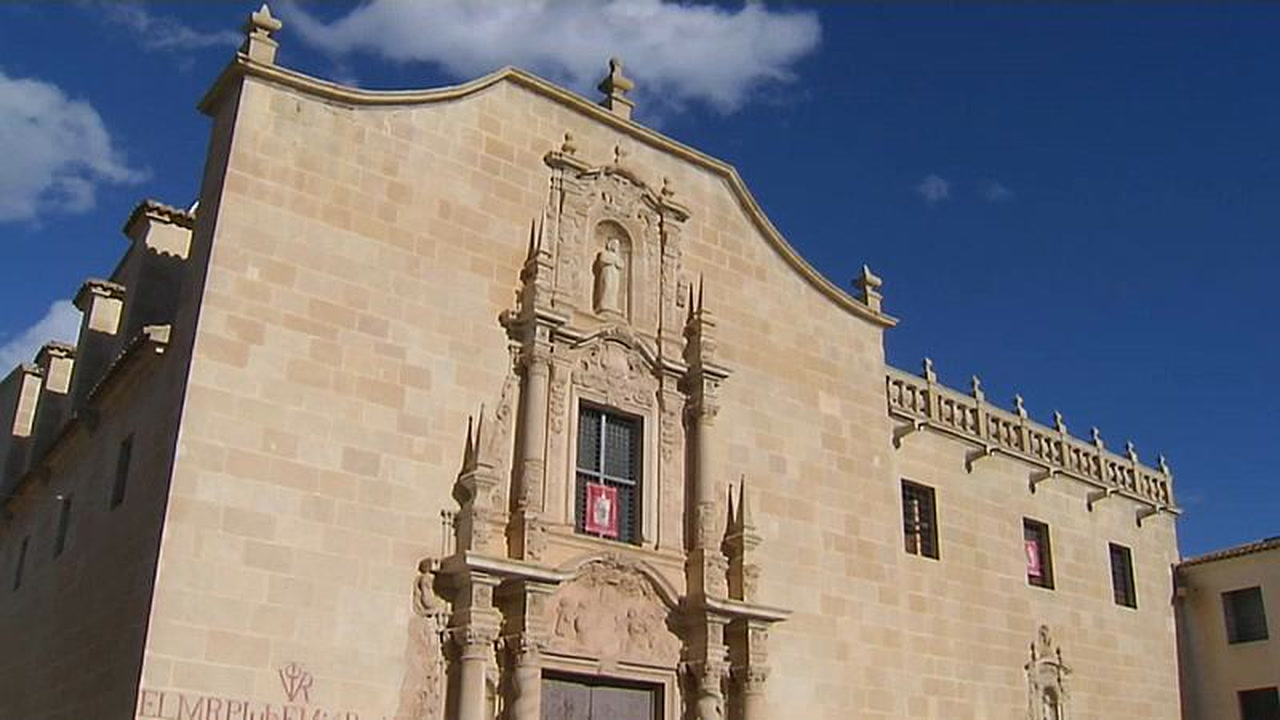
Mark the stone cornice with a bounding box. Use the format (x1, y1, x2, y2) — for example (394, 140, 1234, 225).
(198, 53, 897, 329)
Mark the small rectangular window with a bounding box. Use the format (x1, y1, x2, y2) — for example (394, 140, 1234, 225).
(1109, 543, 1137, 608)
(54, 494, 73, 558)
(1238, 687, 1279, 720)
(901, 480, 939, 559)
(1024, 519, 1054, 589)
(12, 536, 29, 591)
(1224, 587, 1269, 644)
(110, 435, 133, 509)
(575, 405, 640, 544)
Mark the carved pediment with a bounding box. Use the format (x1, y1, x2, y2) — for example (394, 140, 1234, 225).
(545, 558, 681, 666)
(566, 329, 660, 409)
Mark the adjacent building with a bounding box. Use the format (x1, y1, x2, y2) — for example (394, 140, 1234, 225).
(1, 7, 1184, 720)
(1178, 537, 1280, 720)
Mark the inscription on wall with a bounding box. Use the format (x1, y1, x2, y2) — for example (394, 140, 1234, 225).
(137, 663, 397, 720)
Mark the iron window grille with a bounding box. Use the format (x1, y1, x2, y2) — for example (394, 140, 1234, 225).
(1109, 543, 1137, 608)
(1224, 586, 1269, 644)
(575, 405, 641, 544)
(901, 480, 939, 559)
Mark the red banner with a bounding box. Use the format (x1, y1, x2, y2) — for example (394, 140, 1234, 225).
(1025, 539, 1042, 577)
(585, 483, 618, 538)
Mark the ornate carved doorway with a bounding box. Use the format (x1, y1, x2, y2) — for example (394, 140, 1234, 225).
(542, 674, 659, 720)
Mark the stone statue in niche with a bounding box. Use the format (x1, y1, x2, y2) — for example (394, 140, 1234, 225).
(1025, 624, 1071, 720)
(593, 225, 628, 316)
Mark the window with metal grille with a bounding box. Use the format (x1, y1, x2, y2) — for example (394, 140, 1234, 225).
(110, 435, 132, 509)
(901, 480, 939, 559)
(575, 405, 640, 544)
(1238, 687, 1279, 720)
(1109, 543, 1137, 608)
(1024, 519, 1054, 589)
(53, 494, 73, 559)
(1224, 586, 1269, 644)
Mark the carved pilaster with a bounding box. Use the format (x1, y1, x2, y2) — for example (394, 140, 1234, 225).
(506, 634, 543, 720)
(682, 284, 732, 601)
(448, 574, 501, 720)
(726, 618, 773, 720)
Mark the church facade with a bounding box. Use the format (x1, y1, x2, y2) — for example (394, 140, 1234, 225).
(0, 8, 1182, 720)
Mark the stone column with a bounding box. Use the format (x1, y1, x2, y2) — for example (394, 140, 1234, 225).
(508, 636, 542, 720)
(740, 667, 768, 720)
(456, 629, 494, 720)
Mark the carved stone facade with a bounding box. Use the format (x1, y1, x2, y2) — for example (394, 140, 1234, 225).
(0, 9, 1184, 720)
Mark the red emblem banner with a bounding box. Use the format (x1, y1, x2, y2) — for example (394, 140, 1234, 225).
(585, 483, 619, 538)
(1025, 539, 1042, 577)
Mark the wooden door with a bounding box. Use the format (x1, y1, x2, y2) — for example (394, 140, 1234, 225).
(541, 675, 657, 720)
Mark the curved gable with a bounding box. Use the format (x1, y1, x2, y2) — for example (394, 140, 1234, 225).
(201, 54, 896, 328)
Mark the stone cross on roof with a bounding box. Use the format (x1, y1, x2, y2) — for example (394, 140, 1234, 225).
(598, 57, 636, 120)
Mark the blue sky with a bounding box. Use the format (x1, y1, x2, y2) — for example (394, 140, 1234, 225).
(1, 2, 1277, 557)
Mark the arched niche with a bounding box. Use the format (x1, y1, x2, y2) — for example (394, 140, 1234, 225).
(592, 220, 633, 320)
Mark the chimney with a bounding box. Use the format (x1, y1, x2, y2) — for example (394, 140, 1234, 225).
(29, 343, 75, 462)
(69, 279, 125, 409)
(118, 200, 194, 338)
(0, 364, 43, 497)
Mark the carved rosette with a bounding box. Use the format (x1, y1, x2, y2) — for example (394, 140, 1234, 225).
(543, 559, 681, 667)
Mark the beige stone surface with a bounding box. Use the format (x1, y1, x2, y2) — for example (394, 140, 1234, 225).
(0, 13, 1184, 720)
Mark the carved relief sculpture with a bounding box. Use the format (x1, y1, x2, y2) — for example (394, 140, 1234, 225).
(544, 559, 681, 666)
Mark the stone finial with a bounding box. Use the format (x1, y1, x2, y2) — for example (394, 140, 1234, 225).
(1158, 454, 1172, 477)
(922, 357, 937, 384)
(1125, 441, 1138, 463)
(855, 265, 884, 313)
(1090, 427, 1104, 449)
(597, 57, 636, 120)
(1013, 394, 1027, 418)
(560, 132, 577, 156)
(737, 475, 755, 533)
(970, 375, 984, 402)
(242, 3, 283, 64)
(1053, 411, 1066, 434)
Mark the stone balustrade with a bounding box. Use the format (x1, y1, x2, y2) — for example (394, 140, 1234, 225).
(886, 364, 1176, 510)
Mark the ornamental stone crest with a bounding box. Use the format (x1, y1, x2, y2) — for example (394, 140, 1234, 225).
(569, 332, 658, 410)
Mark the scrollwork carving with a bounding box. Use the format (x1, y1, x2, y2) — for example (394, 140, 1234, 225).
(570, 339, 656, 409)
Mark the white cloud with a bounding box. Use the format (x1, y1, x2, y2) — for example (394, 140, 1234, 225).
(0, 70, 146, 223)
(99, 3, 241, 51)
(282, 0, 822, 113)
(981, 181, 1014, 202)
(916, 174, 950, 205)
(0, 301, 82, 371)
